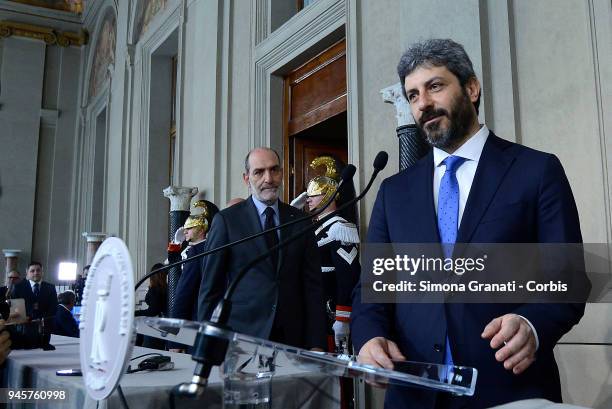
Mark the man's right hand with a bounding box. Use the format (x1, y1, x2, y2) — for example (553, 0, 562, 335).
(357, 337, 405, 370)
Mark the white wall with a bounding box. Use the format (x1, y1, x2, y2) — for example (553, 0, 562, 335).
(0, 7, 82, 279)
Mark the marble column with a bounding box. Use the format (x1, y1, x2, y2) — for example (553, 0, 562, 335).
(381, 82, 430, 170)
(163, 186, 198, 321)
(81, 232, 107, 265)
(2, 249, 21, 274)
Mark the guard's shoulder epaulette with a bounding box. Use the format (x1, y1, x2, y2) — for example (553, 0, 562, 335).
(327, 218, 360, 245)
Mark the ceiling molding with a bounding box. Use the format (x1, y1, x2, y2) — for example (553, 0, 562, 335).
(0, 19, 88, 47)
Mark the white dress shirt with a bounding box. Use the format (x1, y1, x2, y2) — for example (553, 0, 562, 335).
(251, 196, 280, 239)
(29, 279, 41, 291)
(432, 125, 539, 349)
(433, 125, 489, 223)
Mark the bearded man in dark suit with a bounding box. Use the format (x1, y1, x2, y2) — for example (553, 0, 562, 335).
(198, 147, 327, 350)
(352, 39, 586, 409)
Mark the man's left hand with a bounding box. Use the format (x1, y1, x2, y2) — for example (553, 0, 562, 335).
(481, 314, 536, 375)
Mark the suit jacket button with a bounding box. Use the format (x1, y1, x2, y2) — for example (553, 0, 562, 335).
(433, 344, 442, 352)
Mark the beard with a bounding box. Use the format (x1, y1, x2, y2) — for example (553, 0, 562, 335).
(251, 181, 280, 205)
(415, 89, 476, 151)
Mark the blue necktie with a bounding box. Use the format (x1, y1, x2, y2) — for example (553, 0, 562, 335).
(437, 155, 466, 369)
(33, 283, 40, 298)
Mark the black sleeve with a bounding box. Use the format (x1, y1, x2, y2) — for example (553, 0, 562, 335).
(197, 213, 230, 321)
(514, 154, 586, 352)
(301, 222, 327, 350)
(330, 241, 361, 308)
(135, 288, 164, 317)
(172, 249, 202, 320)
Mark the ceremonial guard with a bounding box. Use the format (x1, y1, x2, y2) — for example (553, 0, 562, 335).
(169, 198, 218, 352)
(295, 156, 361, 354)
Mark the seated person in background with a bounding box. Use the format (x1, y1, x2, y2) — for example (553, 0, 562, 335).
(0, 270, 21, 304)
(136, 264, 168, 318)
(54, 291, 79, 338)
(72, 264, 89, 305)
(136, 264, 168, 349)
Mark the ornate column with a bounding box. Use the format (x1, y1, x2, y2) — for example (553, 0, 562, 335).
(381, 82, 430, 170)
(81, 233, 107, 265)
(2, 249, 21, 274)
(163, 186, 198, 319)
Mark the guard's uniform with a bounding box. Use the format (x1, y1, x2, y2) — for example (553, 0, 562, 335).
(315, 215, 360, 351)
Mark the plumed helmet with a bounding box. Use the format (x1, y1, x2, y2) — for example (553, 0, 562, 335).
(306, 156, 341, 211)
(188, 199, 220, 234)
(183, 214, 208, 231)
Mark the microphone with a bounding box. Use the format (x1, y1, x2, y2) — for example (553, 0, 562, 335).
(373, 151, 389, 172)
(135, 164, 357, 290)
(176, 153, 387, 397)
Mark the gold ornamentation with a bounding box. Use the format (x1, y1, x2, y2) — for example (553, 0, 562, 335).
(191, 200, 210, 218)
(7, 0, 83, 14)
(310, 156, 339, 180)
(306, 156, 341, 210)
(0, 21, 88, 47)
(183, 215, 208, 232)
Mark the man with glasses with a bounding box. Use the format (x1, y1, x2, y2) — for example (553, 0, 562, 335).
(0, 270, 21, 303)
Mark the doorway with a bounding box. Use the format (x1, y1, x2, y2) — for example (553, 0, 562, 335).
(283, 39, 348, 201)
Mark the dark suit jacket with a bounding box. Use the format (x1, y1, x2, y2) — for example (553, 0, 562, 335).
(54, 305, 79, 338)
(12, 280, 58, 320)
(352, 133, 585, 409)
(198, 196, 327, 350)
(172, 240, 207, 321)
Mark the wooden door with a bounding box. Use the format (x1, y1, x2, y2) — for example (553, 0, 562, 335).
(283, 40, 347, 201)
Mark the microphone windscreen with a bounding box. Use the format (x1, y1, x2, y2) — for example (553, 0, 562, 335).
(341, 164, 356, 183)
(373, 151, 389, 171)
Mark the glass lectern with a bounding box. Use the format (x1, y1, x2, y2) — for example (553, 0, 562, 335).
(137, 317, 477, 407)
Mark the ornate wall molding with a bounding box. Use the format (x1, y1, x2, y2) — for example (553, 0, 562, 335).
(251, 0, 346, 149)
(128, 2, 181, 276)
(0, 20, 88, 47)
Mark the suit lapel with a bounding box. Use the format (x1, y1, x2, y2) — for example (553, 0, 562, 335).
(277, 202, 296, 275)
(457, 133, 515, 243)
(23, 281, 33, 298)
(410, 151, 441, 244)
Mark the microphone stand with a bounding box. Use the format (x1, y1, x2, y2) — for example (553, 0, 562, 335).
(175, 153, 388, 397)
(135, 165, 356, 291)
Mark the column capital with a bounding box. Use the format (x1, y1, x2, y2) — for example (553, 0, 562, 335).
(380, 82, 414, 127)
(2, 249, 21, 258)
(163, 186, 198, 212)
(81, 232, 107, 243)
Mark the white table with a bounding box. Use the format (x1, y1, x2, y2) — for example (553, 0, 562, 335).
(1, 335, 340, 409)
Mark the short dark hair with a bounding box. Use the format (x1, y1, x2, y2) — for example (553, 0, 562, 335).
(58, 290, 76, 305)
(28, 261, 42, 269)
(244, 148, 281, 172)
(397, 38, 481, 114)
